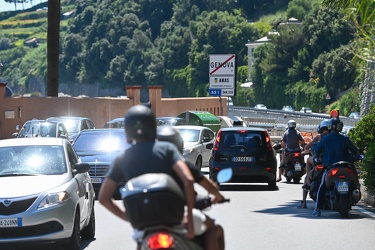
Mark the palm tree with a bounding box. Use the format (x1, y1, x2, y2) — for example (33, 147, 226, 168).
(47, 0, 60, 97)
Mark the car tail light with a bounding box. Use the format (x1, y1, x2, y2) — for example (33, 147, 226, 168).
(148, 233, 174, 249)
(328, 168, 339, 177)
(264, 130, 273, 150)
(213, 130, 222, 151)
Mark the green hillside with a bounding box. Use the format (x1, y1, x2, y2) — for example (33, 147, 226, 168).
(0, 0, 364, 114)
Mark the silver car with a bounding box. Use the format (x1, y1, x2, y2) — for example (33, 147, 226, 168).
(0, 138, 95, 250)
(174, 125, 215, 169)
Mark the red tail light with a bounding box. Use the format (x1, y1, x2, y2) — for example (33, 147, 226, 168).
(264, 130, 273, 150)
(345, 167, 356, 176)
(315, 165, 324, 171)
(328, 168, 339, 177)
(293, 153, 301, 158)
(148, 233, 174, 249)
(213, 130, 222, 151)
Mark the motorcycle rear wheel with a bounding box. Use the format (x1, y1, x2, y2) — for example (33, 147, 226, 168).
(338, 194, 350, 218)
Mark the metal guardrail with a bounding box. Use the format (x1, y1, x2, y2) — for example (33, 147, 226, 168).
(227, 106, 359, 140)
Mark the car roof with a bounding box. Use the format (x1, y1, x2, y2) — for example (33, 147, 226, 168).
(174, 125, 212, 130)
(0, 137, 65, 147)
(220, 127, 266, 132)
(80, 128, 124, 133)
(50, 116, 92, 120)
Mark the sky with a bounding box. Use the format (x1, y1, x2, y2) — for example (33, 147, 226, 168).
(0, 0, 47, 12)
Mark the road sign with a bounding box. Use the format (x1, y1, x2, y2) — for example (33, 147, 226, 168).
(208, 88, 222, 96)
(209, 54, 236, 76)
(209, 76, 235, 88)
(209, 54, 237, 97)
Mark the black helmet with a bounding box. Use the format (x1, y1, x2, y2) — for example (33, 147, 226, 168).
(156, 125, 184, 153)
(328, 118, 343, 132)
(125, 105, 156, 141)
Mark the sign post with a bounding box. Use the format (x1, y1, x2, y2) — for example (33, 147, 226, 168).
(209, 54, 237, 115)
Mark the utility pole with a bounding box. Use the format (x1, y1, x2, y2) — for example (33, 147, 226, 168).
(47, 0, 60, 97)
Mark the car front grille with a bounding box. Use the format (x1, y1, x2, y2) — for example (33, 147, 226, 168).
(0, 221, 63, 238)
(88, 164, 109, 177)
(0, 197, 37, 216)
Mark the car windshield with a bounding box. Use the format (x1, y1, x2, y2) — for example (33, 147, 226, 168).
(19, 122, 57, 138)
(74, 131, 128, 151)
(62, 120, 80, 134)
(177, 129, 200, 142)
(0, 145, 66, 176)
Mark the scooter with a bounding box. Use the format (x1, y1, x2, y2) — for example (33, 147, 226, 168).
(324, 159, 362, 218)
(283, 151, 306, 184)
(120, 168, 232, 250)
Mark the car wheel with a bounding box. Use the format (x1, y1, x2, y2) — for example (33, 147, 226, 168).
(63, 210, 81, 250)
(268, 177, 277, 190)
(81, 204, 96, 239)
(195, 156, 202, 170)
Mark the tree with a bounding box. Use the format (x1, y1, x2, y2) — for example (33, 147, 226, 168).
(4, 0, 27, 11)
(47, 0, 60, 97)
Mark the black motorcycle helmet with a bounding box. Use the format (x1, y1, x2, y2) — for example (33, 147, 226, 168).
(328, 118, 343, 132)
(124, 105, 157, 142)
(156, 125, 184, 153)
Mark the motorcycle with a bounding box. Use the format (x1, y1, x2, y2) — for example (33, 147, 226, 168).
(282, 150, 306, 184)
(324, 159, 362, 217)
(120, 168, 232, 250)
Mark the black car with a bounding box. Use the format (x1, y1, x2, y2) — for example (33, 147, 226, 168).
(72, 129, 130, 193)
(209, 127, 277, 190)
(103, 117, 125, 128)
(47, 116, 96, 142)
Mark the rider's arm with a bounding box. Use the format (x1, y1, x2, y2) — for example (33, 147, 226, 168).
(199, 177, 225, 204)
(304, 134, 321, 150)
(172, 160, 195, 239)
(98, 178, 127, 221)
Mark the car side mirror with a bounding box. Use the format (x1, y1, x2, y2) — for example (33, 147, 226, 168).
(202, 137, 211, 143)
(74, 163, 90, 174)
(15, 125, 20, 131)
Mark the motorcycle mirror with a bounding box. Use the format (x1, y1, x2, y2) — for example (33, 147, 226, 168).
(217, 168, 233, 183)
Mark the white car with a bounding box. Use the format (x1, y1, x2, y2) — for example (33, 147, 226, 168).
(300, 107, 312, 113)
(254, 104, 267, 110)
(174, 125, 215, 169)
(0, 138, 95, 249)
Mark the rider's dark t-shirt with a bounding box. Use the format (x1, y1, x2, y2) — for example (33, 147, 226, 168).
(106, 140, 184, 183)
(282, 128, 304, 152)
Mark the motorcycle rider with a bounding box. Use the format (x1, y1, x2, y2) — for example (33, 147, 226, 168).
(157, 125, 225, 250)
(297, 119, 330, 208)
(98, 105, 196, 239)
(277, 119, 306, 182)
(312, 117, 360, 216)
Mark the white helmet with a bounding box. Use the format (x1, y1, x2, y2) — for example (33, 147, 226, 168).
(287, 120, 296, 128)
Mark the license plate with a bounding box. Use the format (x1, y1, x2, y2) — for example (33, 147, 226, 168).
(294, 163, 302, 171)
(337, 181, 349, 193)
(90, 178, 102, 183)
(0, 218, 22, 227)
(232, 156, 254, 162)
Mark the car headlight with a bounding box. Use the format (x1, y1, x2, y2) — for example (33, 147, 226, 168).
(38, 191, 71, 209)
(183, 148, 194, 155)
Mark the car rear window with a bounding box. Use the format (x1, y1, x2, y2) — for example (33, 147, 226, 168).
(220, 131, 265, 148)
